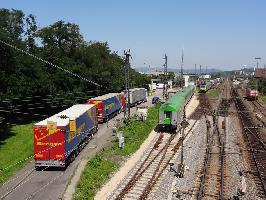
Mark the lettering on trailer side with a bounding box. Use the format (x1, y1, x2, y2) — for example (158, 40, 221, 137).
(105, 102, 115, 111)
(68, 122, 85, 142)
(35, 153, 64, 159)
(87, 109, 96, 125)
(35, 128, 61, 141)
(36, 142, 63, 146)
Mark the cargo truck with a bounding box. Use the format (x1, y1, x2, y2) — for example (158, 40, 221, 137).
(33, 104, 98, 168)
(127, 88, 147, 106)
(88, 93, 124, 122)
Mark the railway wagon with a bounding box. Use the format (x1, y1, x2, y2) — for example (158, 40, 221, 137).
(88, 93, 124, 122)
(127, 88, 147, 106)
(158, 86, 194, 130)
(33, 104, 98, 168)
(199, 82, 211, 93)
(195, 79, 203, 93)
(246, 88, 259, 100)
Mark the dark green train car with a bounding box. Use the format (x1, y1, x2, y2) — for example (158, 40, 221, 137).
(158, 86, 194, 130)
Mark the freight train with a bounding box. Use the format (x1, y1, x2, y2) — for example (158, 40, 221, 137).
(33, 88, 147, 168)
(158, 86, 194, 131)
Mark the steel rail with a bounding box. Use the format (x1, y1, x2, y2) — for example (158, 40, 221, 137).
(233, 89, 266, 196)
(140, 119, 199, 199)
(252, 101, 266, 119)
(115, 132, 177, 199)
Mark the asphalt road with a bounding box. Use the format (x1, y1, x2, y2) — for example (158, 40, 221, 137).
(0, 90, 162, 200)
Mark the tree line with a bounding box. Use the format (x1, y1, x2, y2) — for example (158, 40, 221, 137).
(0, 9, 150, 99)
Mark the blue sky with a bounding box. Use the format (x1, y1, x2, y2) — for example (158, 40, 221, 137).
(1, 0, 266, 70)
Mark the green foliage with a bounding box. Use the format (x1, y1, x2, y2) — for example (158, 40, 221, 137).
(74, 106, 159, 199)
(260, 95, 266, 104)
(247, 79, 266, 94)
(247, 79, 256, 89)
(211, 72, 224, 79)
(258, 79, 266, 94)
(0, 123, 33, 185)
(0, 9, 149, 99)
(74, 154, 118, 200)
(112, 106, 158, 156)
(207, 88, 219, 98)
(156, 72, 175, 81)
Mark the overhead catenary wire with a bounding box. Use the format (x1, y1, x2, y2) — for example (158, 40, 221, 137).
(0, 127, 94, 173)
(0, 38, 104, 88)
(0, 166, 50, 199)
(0, 168, 35, 187)
(0, 128, 96, 198)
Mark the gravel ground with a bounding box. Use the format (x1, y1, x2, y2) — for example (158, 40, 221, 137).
(95, 130, 160, 200)
(94, 92, 200, 200)
(225, 111, 262, 200)
(149, 117, 207, 200)
(237, 88, 266, 142)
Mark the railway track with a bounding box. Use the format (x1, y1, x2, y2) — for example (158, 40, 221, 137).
(197, 113, 226, 200)
(195, 91, 227, 199)
(233, 89, 266, 198)
(109, 130, 180, 200)
(109, 93, 209, 200)
(110, 121, 199, 199)
(251, 100, 266, 119)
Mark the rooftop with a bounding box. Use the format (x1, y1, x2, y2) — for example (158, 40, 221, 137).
(254, 68, 266, 79)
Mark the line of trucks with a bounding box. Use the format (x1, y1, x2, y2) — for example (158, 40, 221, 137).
(33, 88, 147, 168)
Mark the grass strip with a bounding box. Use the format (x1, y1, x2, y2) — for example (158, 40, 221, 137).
(0, 123, 33, 185)
(74, 106, 158, 200)
(207, 88, 219, 98)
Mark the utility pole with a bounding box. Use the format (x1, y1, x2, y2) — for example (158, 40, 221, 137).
(144, 62, 151, 74)
(199, 65, 202, 77)
(205, 66, 207, 75)
(163, 54, 168, 99)
(177, 110, 189, 178)
(264, 64, 266, 78)
(255, 57, 261, 101)
(124, 50, 131, 122)
(255, 57, 261, 69)
(181, 50, 184, 88)
(195, 64, 197, 81)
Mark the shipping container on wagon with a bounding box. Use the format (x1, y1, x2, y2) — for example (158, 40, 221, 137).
(33, 104, 98, 168)
(88, 93, 124, 122)
(128, 88, 147, 106)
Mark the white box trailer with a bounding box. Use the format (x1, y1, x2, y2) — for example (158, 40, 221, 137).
(127, 88, 147, 106)
(156, 83, 164, 89)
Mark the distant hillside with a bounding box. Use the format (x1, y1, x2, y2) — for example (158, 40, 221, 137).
(134, 66, 222, 74)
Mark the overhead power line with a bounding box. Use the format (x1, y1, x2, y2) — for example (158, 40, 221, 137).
(0, 39, 104, 88)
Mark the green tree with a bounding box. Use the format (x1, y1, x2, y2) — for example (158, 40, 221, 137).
(0, 9, 150, 99)
(25, 14, 37, 52)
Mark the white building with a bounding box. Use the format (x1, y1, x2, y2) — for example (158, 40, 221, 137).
(183, 75, 196, 87)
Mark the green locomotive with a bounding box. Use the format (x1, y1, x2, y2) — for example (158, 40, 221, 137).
(158, 86, 194, 131)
